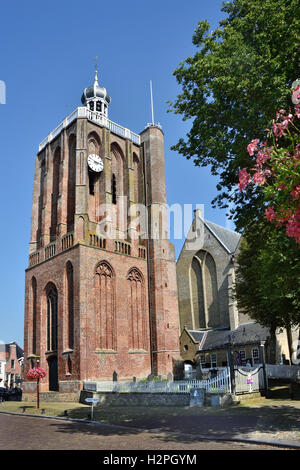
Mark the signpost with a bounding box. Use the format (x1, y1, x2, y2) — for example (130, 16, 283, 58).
(247, 373, 254, 393)
(85, 397, 99, 420)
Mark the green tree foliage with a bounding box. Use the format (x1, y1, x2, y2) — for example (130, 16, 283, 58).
(169, 0, 300, 230)
(235, 218, 300, 332)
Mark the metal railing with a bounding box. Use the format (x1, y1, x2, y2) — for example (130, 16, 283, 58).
(83, 370, 230, 394)
(39, 107, 140, 151)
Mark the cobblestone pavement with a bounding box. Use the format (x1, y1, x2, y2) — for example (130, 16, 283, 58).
(0, 414, 278, 451)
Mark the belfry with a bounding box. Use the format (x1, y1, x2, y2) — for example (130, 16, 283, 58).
(23, 69, 180, 392)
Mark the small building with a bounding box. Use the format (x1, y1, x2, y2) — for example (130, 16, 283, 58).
(0, 343, 6, 387)
(180, 322, 270, 371)
(1, 342, 24, 389)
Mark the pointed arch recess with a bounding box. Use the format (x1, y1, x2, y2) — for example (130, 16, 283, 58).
(95, 261, 116, 350)
(45, 282, 58, 352)
(127, 268, 147, 351)
(65, 261, 74, 350)
(190, 250, 220, 329)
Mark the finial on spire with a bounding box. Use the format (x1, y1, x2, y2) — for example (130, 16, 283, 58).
(93, 56, 99, 85)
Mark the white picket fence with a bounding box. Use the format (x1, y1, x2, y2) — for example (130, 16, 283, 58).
(83, 370, 230, 394)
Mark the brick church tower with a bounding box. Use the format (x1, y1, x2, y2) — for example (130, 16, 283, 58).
(23, 70, 180, 392)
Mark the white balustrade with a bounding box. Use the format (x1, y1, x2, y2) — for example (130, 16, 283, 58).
(83, 370, 231, 394)
(38, 107, 140, 151)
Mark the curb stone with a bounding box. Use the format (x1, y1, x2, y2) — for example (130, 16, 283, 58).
(0, 410, 299, 450)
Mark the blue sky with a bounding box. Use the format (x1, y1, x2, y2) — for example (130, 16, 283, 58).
(0, 0, 232, 346)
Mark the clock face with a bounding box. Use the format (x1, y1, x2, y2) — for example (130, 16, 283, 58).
(87, 154, 103, 173)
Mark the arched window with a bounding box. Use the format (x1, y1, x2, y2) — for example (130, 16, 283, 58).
(46, 284, 58, 352)
(37, 159, 46, 246)
(112, 173, 117, 204)
(111, 143, 126, 231)
(31, 277, 37, 354)
(96, 101, 101, 112)
(87, 132, 102, 222)
(95, 262, 116, 350)
(204, 252, 220, 328)
(66, 262, 74, 350)
(133, 153, 143, 205)
(190, 256, 205, 329)
(50, 147, 60, 238)
(67, 135, 76, 232)
(190, 250, 220, 329)
(127, 268, 147, 351)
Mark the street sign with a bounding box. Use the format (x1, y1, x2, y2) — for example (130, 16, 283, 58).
(85, 397, 99, 420)
(85, 398, 99, 404)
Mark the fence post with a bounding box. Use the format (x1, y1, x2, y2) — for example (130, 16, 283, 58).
(226, 342, 236, 395)
(259, 341, 268, 395)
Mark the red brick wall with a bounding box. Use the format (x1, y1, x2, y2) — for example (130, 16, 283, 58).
(24, 117, 181, 392)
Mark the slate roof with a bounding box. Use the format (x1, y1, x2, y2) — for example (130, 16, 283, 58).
(188, 322, 270, 352)
(204, 220, 241, 254)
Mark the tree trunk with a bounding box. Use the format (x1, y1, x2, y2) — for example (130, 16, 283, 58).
(286, 326, 294, 365)
(268, 325, 277, 364)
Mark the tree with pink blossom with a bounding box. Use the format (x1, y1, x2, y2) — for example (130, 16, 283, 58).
(238, 81, 300, 244)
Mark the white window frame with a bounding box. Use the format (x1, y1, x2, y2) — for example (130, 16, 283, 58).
(210, 353, 217, 368)
(252, 348, 260, 365)
(199, 355, 206, 368)
(239, 350, 246, 360)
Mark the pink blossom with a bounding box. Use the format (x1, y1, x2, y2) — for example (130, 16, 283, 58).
(247, 139, 260, 156)
(291, 185, 300, 200)
(292, 85, 300, 105)
(238, 168, 251, 191)
(286, 211, 300, 243)
(256, 148, 271, 165)
(265, 206, 277, 222)
(27, 367, 47, 380)
(252, 170, 266, 186)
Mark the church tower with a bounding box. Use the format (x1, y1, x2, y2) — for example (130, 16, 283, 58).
(23, 70, 180, 392)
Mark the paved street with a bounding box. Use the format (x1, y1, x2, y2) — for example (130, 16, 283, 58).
(0, 413, 277, 451)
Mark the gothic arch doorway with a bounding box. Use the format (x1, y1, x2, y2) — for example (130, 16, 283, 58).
(45, 283, 59, 391)
(47, 355, 58, 391)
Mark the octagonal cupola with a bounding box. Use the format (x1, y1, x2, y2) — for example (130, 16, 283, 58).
(81, 67, 111, 117)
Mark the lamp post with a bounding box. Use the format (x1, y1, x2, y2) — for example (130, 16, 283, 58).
(27, 360, 46, 409)
(259, 340, 268, 396)
(226, 338, 236, 395)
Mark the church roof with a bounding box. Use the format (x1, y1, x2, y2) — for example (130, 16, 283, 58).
(188, 322, 270, 352)
(204, 220, 241, 254)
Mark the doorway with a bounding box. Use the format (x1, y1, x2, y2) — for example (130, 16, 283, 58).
(48, 356, 58, 391)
